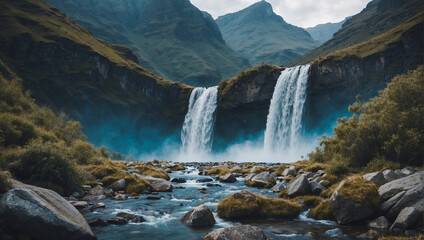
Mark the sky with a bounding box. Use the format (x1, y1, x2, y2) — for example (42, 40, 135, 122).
(190, 0, 372, 28)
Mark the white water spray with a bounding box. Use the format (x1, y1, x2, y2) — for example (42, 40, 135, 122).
(264, 65, 311, 151)
(181, 86, 218, 154)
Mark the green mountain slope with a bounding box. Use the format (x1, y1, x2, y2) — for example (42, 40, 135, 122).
(216, 1, 319, 66)
(45, 0, 250, 86)
(0, 0, 193, 154)
(292, 0, 424, 65)
(306, 17, 349, 43)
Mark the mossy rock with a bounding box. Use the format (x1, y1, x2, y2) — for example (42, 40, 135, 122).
(308, 200, 334, 220)
(217, 190, 302, 220)
(131, 164, 170, 180)
(293, 195, 323, 208)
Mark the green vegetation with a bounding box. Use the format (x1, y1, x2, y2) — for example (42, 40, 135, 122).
(308, 200, 334, 220)
(0, 172, 11, 194)
(217, 190, 302, 220)
(293, 195, 323, 207)
(131, 165, 170, 180)
(337, 175, 380, 208)
(308, 65, 424, 169)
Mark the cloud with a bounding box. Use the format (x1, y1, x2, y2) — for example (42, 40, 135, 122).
(190, 0, 372, 28)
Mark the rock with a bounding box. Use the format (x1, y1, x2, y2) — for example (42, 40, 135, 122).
(282, 166, 296, 177)
(219, 173, 236, 183)
(365, 229, 380, 239)
(287, 174, 310, 197)
(82, 185, 92, 192)
(401, 166, 415, 176)
(317, 170, 326, 176)
(206, 183, 222, 187)
(249, 172, 276, 188)
(181, 204, 215, 228)
(171, 178, 186, 183)
(112, 193, 128, 201)
(379, 191, 406, 213)
(82, 170, 96, 182)
(386, 185, 424, 220)
(89, 202, 105, 211)
(203, 225, 266, 240)
(363, 172, 387, 187)
(271, 181, 288, 192)
(109, 179, 126, 191)
(379, 171, 424, 201)
(146, 196, 161, 200)
(84, 195, 107, 202)
(196, 178, 214, 183)
(305, 172, 316, 179)
(310, 182, 326, 195)
(368, 216, 389, 229)
(244, 174, 255, 184)
(89, 185, 109, 196)
(319, 180, 330, 187)
(72, 192, 82, 198)
(107, 217, 128, 225)
(383, 169, 400, 182)
(394, 170, 407, 179)
(390, 207, 420, 232)
(269, 226, 293, 235)
(313, 176, 322, 183)
(88, 218, 107, 227)
(141, 176, 173, 192)
(329, 181, 374, 225)
(70, 201, 89, 209)
(116, 212, 144, 223)
(404, 230, 419, 237)
(0, 185, 95, 240)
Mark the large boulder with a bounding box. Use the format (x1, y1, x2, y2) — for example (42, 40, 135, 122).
(140, 176, 172, 192)
(271, 181, 288, 192)
(378, 171, 424, 201)
(382, 169, 402, 182)
(390, 207, 420, 232)
(203, 225, 267, 240)
(181, 204, 215, 228)
(109, 179, 126, 191)
(368, 216, 389, 229)
(282, 166, 296, 177)
(329, 177, 379, 225)
(116, 212, 144, 223)
(244, 174, 255, 184)
(386, 185, 424, 220)
(248, 172, 276, 188)
(379, 191, 406, 213)
(363, 172, 387, 187)
(310, 182, 326, 195)
(0, 185, 95, 240)
(219, 173, 236, 183)
(287, 174, 310, 197)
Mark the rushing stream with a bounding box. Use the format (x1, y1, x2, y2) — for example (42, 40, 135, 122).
(84, 165, 367, 240)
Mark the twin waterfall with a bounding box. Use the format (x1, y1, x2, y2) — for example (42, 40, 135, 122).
(180, 64, 310, 155)
(181, 86, 218, 154)
(264, 65, 311, 150)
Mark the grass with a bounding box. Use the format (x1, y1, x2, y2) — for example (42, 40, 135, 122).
(170, 164, 185, 171)
(337, 175, 380, 208)
(293, 195, 323, 207)
(131, 165, 170, 180)
(0, 172, 11, 194)
(305, 163, 327, 172)
(308, 200, 334, 220)
(217, 190, 302, 220)
(206, 166, 231, 176)
(379, 235, 423, 240)
(83, 161, 126, 180)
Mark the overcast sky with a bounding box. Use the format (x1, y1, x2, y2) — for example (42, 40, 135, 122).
(190, 0, 372, 28)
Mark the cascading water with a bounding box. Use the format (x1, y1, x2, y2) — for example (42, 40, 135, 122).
(264, 65, 311, 151)
(181, 86, 218, 154)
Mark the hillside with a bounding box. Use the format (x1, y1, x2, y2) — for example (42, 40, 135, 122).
(306, 17, 348, 43)
(0, 0, 193, 154)
(216, 1, 319, 66)
(292, 0, 424, 65)
(45, 0, 250, 86)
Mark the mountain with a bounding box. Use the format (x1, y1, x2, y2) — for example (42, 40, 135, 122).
(215, 1, 319, 66)
(306, 17, 349, 43)
(44, 0, 250, 86)
(292, 0, 424, 65)
(0, 0, 193, 154)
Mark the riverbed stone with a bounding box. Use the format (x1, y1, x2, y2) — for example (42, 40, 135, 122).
(89, 185, 109, 196)
(197, 178, 214, 183)
(219, 173, 237, 183)
(89, 202, 105, 211)
(363, 172, 387, 187)
(88, 218, 107, 227)
(390, 207, 420, 232)
(203, 225, 267, 240)
(171, 178, 187, 183)
(107, 217, 128, 225)
(181, 204, 215, 228)
(287, 174, 310, 197)
(271, 181, 288, 192)
(378, 171, 424, 201)
(310, 182, 326, 195)
(109, 179, 126, 191)
(141, 176, 173, 192)
(0, 185, 95, 240)
(368, 216, 389, 229)
(69, 201, 89, 209)
(249, 172, 276, 188)
(116, 212, 144, 223)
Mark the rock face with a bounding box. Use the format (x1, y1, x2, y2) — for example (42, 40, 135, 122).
(378, 171, 424, 201)
(329, 181, 374, 225)
(287, 175, 310, 197)
(219, 173, 237, 183)
(181, 204, 216, 228)
(390, 207, 420, 232)
(203, 225, 267, 240)
(0, 186, 95, 240)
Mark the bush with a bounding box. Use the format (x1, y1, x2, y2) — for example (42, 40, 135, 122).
(70, 140, 97, 165)
(0, 113, 36, 147)
(363, 157, 402, 173)
(217, 190, 302, 220)
(8, 141, 81, 194)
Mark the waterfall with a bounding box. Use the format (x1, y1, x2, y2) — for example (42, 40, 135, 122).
(181, 86, 218, 154)
(264, 65, 311, 151)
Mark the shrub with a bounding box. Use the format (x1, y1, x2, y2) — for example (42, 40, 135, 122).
(8, 141, 81, 194)
(363, 157, 402, 173)
(0, 113, 36, 147)
(70, 140, 97, 165)
(217, 190, 302, 220)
